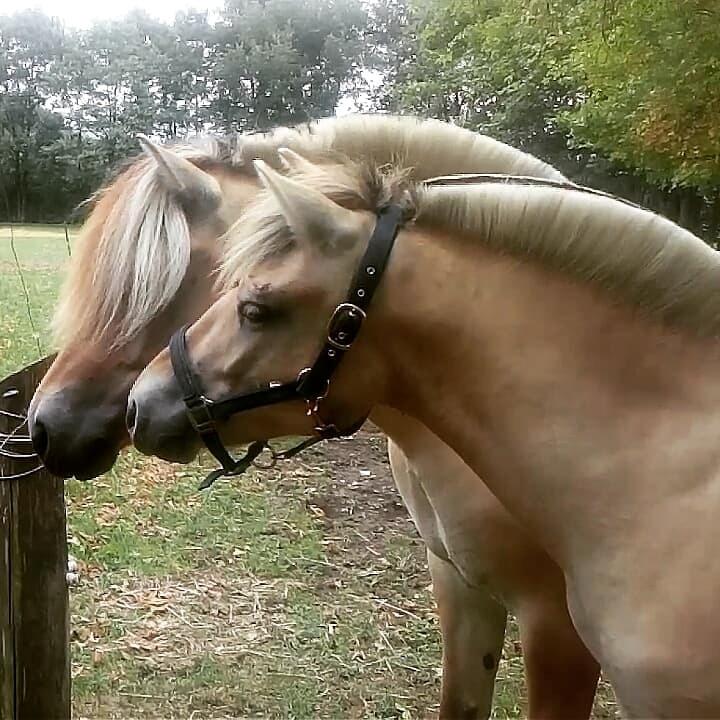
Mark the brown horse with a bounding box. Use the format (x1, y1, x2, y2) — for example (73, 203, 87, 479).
(30, 116, 598, 717)
(129, 153, 720, 717)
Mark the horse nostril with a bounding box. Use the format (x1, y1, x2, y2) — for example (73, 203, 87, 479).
(31, 417, 49, 459)
(125, 399, 138, 436)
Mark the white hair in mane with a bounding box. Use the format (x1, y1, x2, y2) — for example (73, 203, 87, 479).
(53, 115, 566, 350)
(53, 144, 222, 349)
(222, 165, 720, 337)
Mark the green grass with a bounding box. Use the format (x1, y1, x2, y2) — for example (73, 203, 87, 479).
(0, 224, 77, 375)
(2, 224, 619, 719)
(66, 456, 444, 719)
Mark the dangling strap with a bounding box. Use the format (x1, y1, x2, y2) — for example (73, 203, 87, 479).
(196, 440, 267, 490)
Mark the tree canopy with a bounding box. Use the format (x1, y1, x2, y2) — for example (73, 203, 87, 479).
(560, 0, 720, 189)
(1, 0, 718, 239)
(384, 0, 719, 240)
(389, 0, 719, 186)
(0, 1, 373, 221)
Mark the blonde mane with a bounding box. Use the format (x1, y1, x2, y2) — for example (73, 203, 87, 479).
(53, 140, 224, 349)
(222, 164, 720, 337)
(53, 115, 565, 349)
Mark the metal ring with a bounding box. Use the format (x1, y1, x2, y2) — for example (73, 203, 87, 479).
(252, 444, 277, 470)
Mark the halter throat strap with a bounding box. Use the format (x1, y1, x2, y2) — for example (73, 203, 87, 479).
(168, 203, 403, 487)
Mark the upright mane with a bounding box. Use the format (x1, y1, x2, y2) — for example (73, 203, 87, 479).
(230, 115, 566, 183)
(222, 163, 720, 337)
(53, 115, 565, 350)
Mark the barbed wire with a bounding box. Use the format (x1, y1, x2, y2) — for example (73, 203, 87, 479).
(0, 411, 42, 479)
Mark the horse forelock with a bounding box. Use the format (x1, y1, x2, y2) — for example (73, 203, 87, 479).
(53, 155, 193, 351)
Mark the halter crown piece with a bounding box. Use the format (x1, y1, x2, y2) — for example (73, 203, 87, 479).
(169, 204, 404, 489)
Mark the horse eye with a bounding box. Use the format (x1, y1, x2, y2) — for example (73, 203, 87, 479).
(239, 301, 271, 325)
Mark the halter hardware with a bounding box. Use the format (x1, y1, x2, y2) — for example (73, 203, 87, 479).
(168, 204, 403, 488)
(184, 395, 217, 434)
(326, 303, 367, 351)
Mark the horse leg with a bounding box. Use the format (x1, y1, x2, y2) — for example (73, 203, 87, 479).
(429, 549, 507, 720)
(516, 593, 600, 720)
(384, 423, 597, 717)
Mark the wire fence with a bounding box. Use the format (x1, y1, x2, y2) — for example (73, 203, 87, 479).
(0, 223, 73, 480)
(8, 224, 42, 357)
(0, 223, 72, 359)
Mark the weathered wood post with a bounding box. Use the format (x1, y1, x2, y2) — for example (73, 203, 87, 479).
(0, 356, 69, 720)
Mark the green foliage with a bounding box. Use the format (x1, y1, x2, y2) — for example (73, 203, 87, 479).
(390, 0, 720, 192)
(0, 1, 373, 222)
(211, 0, 368, 131)
(389, 0, 579, 166)
(3, 0, 718, 229)
(559, 0, 720, 189)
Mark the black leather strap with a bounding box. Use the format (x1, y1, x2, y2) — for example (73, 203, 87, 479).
(169, 327, 245, 475)
(168, 203, 403, 487)
(297, 203, 403, 400)
(170, 327, 300, 421)
(210, 380, 300, 419)
(196, 439, 267, 490)
(170, 326, 305, 487)
(169, 326, 200, 407)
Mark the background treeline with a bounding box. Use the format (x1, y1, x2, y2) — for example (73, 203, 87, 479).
(1, 0, 719, 243)
(387, 0, 720, 242)
(0, 0, 374, 221)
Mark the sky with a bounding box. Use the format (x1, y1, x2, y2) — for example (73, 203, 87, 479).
(2, 0, 219, 27)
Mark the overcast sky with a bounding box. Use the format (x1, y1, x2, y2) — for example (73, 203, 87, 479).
(4, 1, 220, 27)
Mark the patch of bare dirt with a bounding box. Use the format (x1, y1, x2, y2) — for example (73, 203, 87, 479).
(283, 424, 414, 529)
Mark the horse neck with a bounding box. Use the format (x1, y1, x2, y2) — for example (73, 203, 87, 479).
(367, 224, 720, 558)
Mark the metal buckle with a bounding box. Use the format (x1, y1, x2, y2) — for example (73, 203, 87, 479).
(185, 395, 216, 434)
(326, 303, 366, 351)
(296, 368, 330, 401)
(305, 397, 331, 435)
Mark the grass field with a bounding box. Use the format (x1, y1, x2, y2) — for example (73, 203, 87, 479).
(0, 224, 76, 376)
(0, 224, 619, 718)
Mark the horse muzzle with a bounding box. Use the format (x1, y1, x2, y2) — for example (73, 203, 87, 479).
(29, 389, 124, 480)
(126, 375, 200, 464)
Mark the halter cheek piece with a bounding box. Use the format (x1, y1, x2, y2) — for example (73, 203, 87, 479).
(168, 204, 403, 489)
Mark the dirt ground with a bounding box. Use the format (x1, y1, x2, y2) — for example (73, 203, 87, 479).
(299, 426, 414, 539)
(69, 425, 619, 719)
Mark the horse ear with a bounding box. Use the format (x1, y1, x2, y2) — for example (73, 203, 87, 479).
(138, 135, 221, 217)
(277, 146, 317, 174)
(253, 159, 356, 252)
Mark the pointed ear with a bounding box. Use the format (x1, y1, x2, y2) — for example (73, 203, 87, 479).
(253, 159, 358, 253)
(138, 134, 222, 217)
(277, 146, 317, 174)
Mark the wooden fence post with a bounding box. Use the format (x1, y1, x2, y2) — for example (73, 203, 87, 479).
(0, 356, 69, 720)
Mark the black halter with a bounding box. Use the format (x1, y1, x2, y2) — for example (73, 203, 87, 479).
(169, 204, 403, 488)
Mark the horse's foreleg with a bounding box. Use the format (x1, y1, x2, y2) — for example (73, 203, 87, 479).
(516, 594, 600, 720)
(429, 549, 507, 720)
